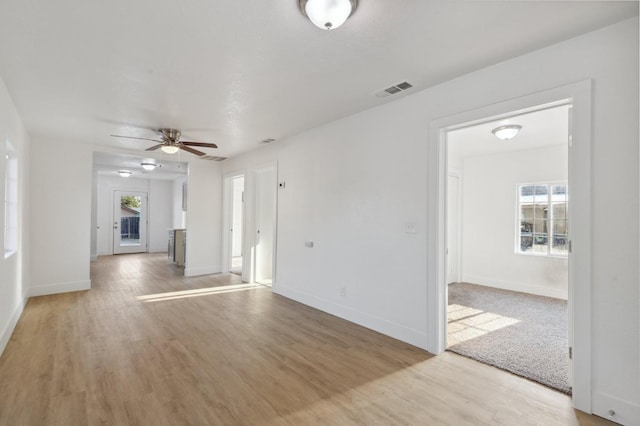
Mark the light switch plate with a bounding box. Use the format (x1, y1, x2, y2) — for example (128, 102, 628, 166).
(404, 222, 417, 234)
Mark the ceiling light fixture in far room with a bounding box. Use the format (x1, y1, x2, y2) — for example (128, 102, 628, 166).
(492, 124, 522, 140)
(161, 145, 180, 154)
(299, 0, 358, 30)
(140, 162, 157, 171)
(118, 170, 132, 178)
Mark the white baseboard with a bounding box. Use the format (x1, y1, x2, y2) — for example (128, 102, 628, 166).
(592, 391, 639, 425)
(462, 274, 567, 300)
(184, 265, 221, 277)
(148, 247, 168, 254)
(29, 280, 91, 297)
(0, 297, 28, 356)
(275, 284, 428, 351)
(90, 255, 98, 261)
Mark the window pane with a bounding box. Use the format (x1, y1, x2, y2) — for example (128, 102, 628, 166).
(520, 235, 533, 252)
(552, 185, 567, 200)
(551, 219, 568, 254)
(534, 204, 548, 219)
(553, 219, 567, 235)
(534, 185, 548, 201)
(120, 195, 141, 246)
(532, 230, 548, 253)
(521, 205, 534, 219)
(552, 203, 566, 219)
(520, 185, 535, 198)
(520, 220, 533, 233)
(533, 219, 548, 233)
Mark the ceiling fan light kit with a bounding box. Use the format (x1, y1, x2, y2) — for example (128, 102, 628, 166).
(161, 145, 180, 154)
(492, 124, 522, 141)
(299, 0, 358, 30)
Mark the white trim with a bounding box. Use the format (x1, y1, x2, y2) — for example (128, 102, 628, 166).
(221, 171, 247, 276)
(148, 247, 168, 253)
(427, 80, 592, 412)
(592, 391, 640, 426)
(29, 280, 91, 297)
(184, 265, 221, 277)
(447, 170, 463, 284)
(276, 284, 428, 349)
(0, 297, 27, 356)
(250, 161, 278, 287)
(461, 276, 567, 300)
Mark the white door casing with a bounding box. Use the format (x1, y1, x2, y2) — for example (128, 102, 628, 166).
(254, 165, 277, 285)
(428, 80, 592, 412)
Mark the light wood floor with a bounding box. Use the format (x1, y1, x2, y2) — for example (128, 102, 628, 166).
(0, 253, 613, 425)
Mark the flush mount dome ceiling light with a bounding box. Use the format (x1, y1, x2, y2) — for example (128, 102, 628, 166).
(118, 170, 132, 178)
(492, 124, 522, 140)
(141, 162, 157, 171)
(299, 0, 358, 30)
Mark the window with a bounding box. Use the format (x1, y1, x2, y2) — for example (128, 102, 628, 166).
(517, 183, 568, 256)
(4, 146, 18, 258)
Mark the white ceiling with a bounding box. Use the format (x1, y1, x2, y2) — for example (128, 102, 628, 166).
(448, 104, 570, 167)
(93, 152, 187, 180)
(0, 1, 637, 160)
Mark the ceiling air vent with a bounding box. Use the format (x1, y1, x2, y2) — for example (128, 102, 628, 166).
(200, 155, 228, 161)
(374, 81, 414, 98)
(260, 138, 276, 144)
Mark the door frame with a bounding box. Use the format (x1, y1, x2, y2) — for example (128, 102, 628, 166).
(250, 161, 278, 286)
(222, 170, 246, 279)
(112, 189, 149, 254)
(427, 80, 592, 412)
(446, 170, 462, 284)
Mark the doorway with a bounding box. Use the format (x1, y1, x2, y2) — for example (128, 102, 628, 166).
(229, 175, 245, 275)
(113, 190, 148, 254)
(254, 165, 277, 286)
(444, 104, 571, 393)
(428, 81, 592, 410)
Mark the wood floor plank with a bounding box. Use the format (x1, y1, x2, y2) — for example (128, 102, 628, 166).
(0, 253, 615, 425)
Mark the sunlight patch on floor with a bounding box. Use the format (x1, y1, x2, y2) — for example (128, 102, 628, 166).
(447, 303, 520, 346)
(137, 283, 265, 303)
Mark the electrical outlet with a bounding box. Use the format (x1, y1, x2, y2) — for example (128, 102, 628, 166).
(340, 286, 347, 297)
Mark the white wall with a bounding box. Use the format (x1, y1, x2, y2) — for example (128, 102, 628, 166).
(231, 177, 244, 258)
(172, 176, 187, 229)
(184, 160, 222, 277)
(460, 145, 568, 299)
(95, 175, 174, 255)
(0, 75, 30, 355)
(29, 137, 92, 296)
(149, 180, 173, 252)
(222, 18, 639, 422)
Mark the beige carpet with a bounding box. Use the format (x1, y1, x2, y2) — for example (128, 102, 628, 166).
(447, 282, 570, 394)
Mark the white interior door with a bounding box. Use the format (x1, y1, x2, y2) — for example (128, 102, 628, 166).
(254, 167, 276, 285)
(113, 190, 148, 254)
(447, 175, 460, 284)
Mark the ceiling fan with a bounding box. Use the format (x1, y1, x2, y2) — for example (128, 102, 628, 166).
(110, 128, 218, 156)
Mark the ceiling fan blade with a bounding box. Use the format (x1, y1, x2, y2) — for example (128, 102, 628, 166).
(181, 141, 218, 149)
(111, 134, 163, 143)
(145, 144, 164, 151)
(180, 145, 206, 156)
